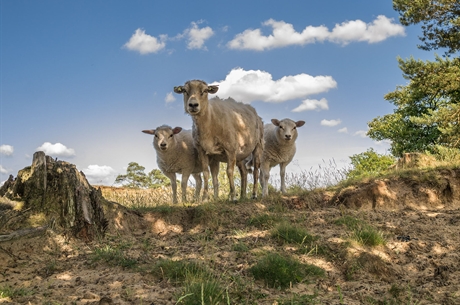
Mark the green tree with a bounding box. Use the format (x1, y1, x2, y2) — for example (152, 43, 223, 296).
(367, 1, 460, 156)
(114, 162, 151, 188)
(114, 162, 171, 188)
(393, 0, 460, 55)
(347, 148, 395, 179)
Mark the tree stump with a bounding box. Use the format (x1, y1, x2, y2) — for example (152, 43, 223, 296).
(0, 151, 108, 241)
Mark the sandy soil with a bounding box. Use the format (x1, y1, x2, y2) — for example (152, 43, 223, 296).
(1, 170, 460, 304)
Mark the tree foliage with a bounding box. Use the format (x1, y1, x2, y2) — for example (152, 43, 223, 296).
(368, 56, 460, 156)
(114, 162, 170, 188)
(393, 0, 460, 55)
(367, 2, 460, 156)
(346, 148, 395, 179)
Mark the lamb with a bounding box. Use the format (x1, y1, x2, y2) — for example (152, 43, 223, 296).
(258, 118, 305, 197)
(174, 80, 264, 201)
(142, 125, 202, 204)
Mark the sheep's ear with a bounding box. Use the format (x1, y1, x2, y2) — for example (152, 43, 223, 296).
(174, 86, 185, 94)
(142, 129, 155, 135)
(271, 119, 280, 126)
(295, 121, 306, 127)
(172, 127, 182, 134)
(207, 85, 219, 94)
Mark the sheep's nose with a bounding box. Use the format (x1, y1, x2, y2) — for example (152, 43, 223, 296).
(188, 102, 199, 109)
(285, 134, 292, 140)
(160, 143, 167, 148)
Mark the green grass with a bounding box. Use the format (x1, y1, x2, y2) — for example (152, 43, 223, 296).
(0, 285, 32, 299)
(91, 244, 138, 268)
(151, 259, 211, 284)
(271, 222, 317, 245)
(248, 213, 282, 229)
(334, 215, 386, 247)
(176, 280, 228, 305)
(250, 252, 325, 289)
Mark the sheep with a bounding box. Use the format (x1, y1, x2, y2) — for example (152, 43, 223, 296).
(142, 125, 202, 204)
(258, 118, 305, 197)
(174, 79, 264, 201)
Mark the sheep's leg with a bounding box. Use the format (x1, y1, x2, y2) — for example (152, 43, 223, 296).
(181, 173, 191, 203)
(192, 173, 202, 202)
(166, 172, 178, 204)
(280, 163, 287, 194)
(226, 157, 237, 202)
(251, 144, 263, 199)
(261, 162, 271, 197)
(198, 150, 210, 202)
(209, 159, 220, 199)
(237, 160, 247, 199)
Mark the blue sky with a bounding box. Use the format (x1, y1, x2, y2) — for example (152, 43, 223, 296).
(0, 0, 433, 186)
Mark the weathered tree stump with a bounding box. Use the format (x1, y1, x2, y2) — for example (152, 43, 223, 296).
(0, 151, 108, 241)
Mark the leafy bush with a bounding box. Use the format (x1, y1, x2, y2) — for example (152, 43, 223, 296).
(346, 148, 395, 179)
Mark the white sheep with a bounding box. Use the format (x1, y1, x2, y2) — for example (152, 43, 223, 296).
(258, 118, 305, 197)
(174, 80, 264, 201)
(142, 125, 202, 204)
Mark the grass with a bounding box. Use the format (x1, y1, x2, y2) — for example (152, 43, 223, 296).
(334, 215, 386, 247)
(250, 252, 325, 289)
(0, 285, 32, 299)
(91, 244, 138, 269)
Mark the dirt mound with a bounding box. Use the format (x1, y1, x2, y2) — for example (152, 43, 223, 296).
(1, 167, 460, 304)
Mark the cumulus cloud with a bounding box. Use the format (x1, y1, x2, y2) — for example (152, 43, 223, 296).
(210, 68, 336, 104)
(123, 28, 167, 54)
(338, 127, 348, 133)
(82, 165, 116, 185)
(37, 142, 76, 157)
(321, 119, 341, 127)
(354, 130, 368, 138)
(292, 98, 329, 112)
(228, 15, 405, 51)
(0, 165, 7, 174)
(0, 144, 13, 156)
(165, 92, 176, 103)
(185, 21, 214, 50)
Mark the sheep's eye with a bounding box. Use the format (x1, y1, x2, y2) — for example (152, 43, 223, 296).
(169, 134, 173, 138)
(154, 134, 158, 138)
(293, 127, 296, 130)
(279, 126, 284, 130)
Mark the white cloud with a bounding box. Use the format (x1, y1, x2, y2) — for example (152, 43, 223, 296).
(321, 119, 341, 127)
(165, 92, 176, 103)
(292, 98, 329, 112)
(338, 127, 348, 133)
(0, 144, 13, 156)
(37, 142, 76, 157)
(329, 15, 406, 45)
(0, 165, 7, 174)
(227, 15, 405, 51)
(354, 130, 368, 138)
(211, 68, 336, 103)
(82, 165, 116, 185)
(185, 21, 214, 50)
(123, 28, 167, 54)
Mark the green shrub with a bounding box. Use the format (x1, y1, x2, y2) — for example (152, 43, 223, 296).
(347, 148, 395, 179)
(250, 252, 325, 289)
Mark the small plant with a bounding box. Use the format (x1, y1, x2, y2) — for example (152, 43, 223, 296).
(151, 259, 210, 284)
(250, 252, 325, 289)
(271, 222, 317, 245)
(232, 241, 249, 252)
(334, 215, 386, 247)
(248, 213, 282, 228)
(0, 285, 31, 299)
(176, 281, 227, 305)
(91, 245, 137, 268)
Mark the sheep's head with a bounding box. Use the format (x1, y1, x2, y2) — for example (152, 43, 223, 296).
(142, 125, 182, 152)
(272, 118, 305, 142)
(174, 80, 219, 115)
